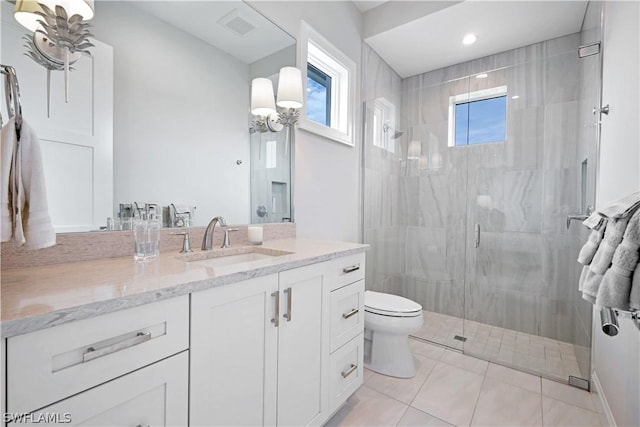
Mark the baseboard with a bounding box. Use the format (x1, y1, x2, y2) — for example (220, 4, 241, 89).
(592, 370, 617, 426)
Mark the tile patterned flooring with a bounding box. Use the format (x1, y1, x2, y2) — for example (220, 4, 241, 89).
(326, 339, 605, 427)
(412, 310, 586, 381)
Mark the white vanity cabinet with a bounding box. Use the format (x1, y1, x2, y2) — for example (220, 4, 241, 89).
(190, 274, 279, 426)
(277, 262, 328, 426)
(9, 352, 189, 426)
(2, 248, 366, 427)
(5, 296, 189, 424)
(190, 252, 366, 427)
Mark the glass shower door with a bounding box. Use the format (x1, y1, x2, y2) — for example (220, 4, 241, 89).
(462, 48, 599, 384)
(382, 77, 469, 349)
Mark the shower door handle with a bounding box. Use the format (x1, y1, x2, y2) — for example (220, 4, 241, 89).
(474, 224, 480, 248)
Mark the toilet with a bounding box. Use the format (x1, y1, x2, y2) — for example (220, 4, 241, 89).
(364, 291, 424, 378)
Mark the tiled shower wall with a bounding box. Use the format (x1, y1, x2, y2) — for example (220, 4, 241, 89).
(362, 33, 596, 377)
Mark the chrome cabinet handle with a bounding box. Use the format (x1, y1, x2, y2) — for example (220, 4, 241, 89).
(283, 287, 292, 322)
(474, 224, 480, 248)
(343, 264, 360, 274)
(83, 331, 151, 363)
(342, 308, 359, 319)
(341, 364, 358, 378)
(271, 291, 280, 327)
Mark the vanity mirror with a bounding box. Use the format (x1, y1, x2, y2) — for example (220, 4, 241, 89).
(0, 0, 296, 232)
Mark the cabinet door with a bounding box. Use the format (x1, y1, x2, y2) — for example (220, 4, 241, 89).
(9, 352, 188, 426)
(190, 275, 279, 426)
(277, 263, 328, 426)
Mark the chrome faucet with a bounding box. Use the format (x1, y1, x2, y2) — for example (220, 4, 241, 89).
(202, 216, 227, 250)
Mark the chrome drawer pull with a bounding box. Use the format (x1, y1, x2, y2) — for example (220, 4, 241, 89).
(83, 331, 151, 363)
(341, 364, 358, 378)
(271, 291, 280, 327)
(283, 287, 292, 322)
(343, 264, 360, 274)
(342, 308, 359, 319)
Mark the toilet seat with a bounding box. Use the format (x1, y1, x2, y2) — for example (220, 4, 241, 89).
(365, 291, 422, 318)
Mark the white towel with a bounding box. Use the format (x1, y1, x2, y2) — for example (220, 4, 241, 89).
(630, 262, 640, 311)
(589, 217, 628, 275)
(597, 191, 640, 219)
(596, 209, 640, 309)
(1, 118, 56, 249)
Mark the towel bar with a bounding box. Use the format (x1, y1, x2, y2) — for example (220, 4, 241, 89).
(602, 307, 640, 333)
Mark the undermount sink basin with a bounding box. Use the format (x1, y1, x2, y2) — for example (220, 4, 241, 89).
(180, 246, 292, 268)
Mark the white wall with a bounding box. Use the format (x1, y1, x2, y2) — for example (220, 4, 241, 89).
(247, 1, 364, 242)
(93, 2, 251, 225)
(593, 1, 640, 426)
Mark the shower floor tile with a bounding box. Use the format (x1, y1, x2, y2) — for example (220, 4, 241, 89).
(412, 310, 586, 382)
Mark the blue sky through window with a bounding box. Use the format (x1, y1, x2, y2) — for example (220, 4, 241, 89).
(307, 76, 328, 126)
(455, 96, 506, 146)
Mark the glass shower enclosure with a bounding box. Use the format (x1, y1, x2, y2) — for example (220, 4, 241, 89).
(363, 29, 602, 384)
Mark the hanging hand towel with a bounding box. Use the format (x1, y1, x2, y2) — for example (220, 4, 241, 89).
(629, 262, 640, 311)
(596, 209, 640, 309)
(589, 217, 629, 275)
(596, 191, 640, 219)
(1, 117, 56, 249)
(578, 216, 606, 265)
(580, 266, 603, 304)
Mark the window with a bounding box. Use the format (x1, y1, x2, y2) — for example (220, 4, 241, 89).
(306, 63, 331, 126)
(298, 21, 356, 146)
(372, 97, 396, 153)
(448, 86, 507, 147)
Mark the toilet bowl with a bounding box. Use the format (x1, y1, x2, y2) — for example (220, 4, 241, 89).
(364, 291, 424, 378)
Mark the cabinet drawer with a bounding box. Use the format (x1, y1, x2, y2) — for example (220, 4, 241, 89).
(329, 334, 364, 415)
(330, 280, 364, 352)
(7, 295, 189, 414)
(329, 253, 365, 291)
(9, 352, 189, 426)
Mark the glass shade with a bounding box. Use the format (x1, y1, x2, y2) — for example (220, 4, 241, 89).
(251, 78, 277, 116)
(277, 66, 303, 109)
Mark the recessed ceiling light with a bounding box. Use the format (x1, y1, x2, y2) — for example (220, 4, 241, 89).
(511, 95, 520, 99)
(475, 73, 488, 79)
(462, 33, 477, 45)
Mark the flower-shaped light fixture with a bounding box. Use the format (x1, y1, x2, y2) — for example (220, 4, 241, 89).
(14, 0, 95, 115)
(250, 66, 303, 133)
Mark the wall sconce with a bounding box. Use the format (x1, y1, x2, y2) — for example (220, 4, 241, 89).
(14, 0, 95, 114)
(250, 66, 303, 133)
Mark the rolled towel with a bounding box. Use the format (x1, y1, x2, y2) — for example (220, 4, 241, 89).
(580, 266, 603, 304)
(597, 191, 640, 219)
(578, 225, 606, 265)
(583, 212, 605, 230)
(596, 209, 640, 309)
(630, 262, 640, 311)
(589, 217, 629, 275)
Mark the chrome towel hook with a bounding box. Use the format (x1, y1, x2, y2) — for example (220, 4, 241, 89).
(1, 64, 23, 139)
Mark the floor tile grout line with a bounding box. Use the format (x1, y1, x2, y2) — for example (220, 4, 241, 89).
(467, 369, 488, 427)
(541, 390, 546, 426)
(394, 403, 411, 427)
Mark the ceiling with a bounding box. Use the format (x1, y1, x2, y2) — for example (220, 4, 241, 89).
(131, 1, 294, 65)
(362, 0, 589, 78)
(352, 1, 389, 13)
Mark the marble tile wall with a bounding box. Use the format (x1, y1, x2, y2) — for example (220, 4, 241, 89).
(363, 32, 597, 378)
(362, 44, 405, 294)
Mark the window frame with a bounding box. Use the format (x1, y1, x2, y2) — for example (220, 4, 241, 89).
(298, 21, 357, 146)
(448, 85, 508, 147)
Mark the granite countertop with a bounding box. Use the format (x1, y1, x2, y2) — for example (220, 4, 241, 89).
(1, 238, 368, 339)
